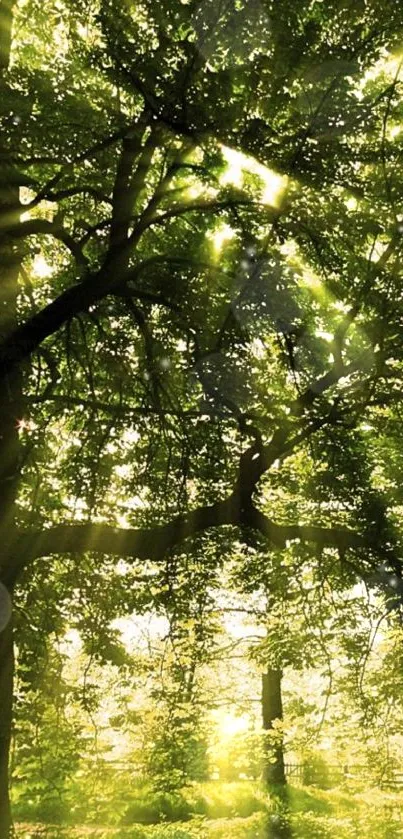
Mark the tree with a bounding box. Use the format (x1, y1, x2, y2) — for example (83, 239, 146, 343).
(1, 0, 403, 833)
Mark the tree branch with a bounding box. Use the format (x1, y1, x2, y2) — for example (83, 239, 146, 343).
(7, 496, 237, 584)
(26, 185, 113, 210)
(24, 393, 223, 418)
(4, 492, 381, 587)
(245, 507, 367, 552)
(0, 0, 17, 71)
(5, 219, 88, 272)
(108, 123, 155, 254)
(132, 198, 275, 236)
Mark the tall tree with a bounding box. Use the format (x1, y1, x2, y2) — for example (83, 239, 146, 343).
(0, 0, 24, 832)
(0, 0, 403, 833)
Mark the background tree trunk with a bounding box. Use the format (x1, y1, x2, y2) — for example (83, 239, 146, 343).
(262, 667, 286, 786)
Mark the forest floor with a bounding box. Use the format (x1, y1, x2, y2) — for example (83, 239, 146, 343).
(14, 783, 403, 838)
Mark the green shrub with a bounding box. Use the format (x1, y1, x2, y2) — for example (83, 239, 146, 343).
(290, 812, 331, 839)
(207, 813, 268, 839)
(186, 781, 267, 819)
(121, 791, 191, 825)
(301, 754, 332, 789)
(118, 826, 204, 839)
(13, 793, 71, 825)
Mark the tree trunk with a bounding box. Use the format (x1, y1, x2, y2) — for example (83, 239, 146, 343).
(0, 4, 24, 835)
(0, 235, 20, 839)
(262, 667, 286, 786)
(0, 620, 14, 839)
(0, 202, 21, 837)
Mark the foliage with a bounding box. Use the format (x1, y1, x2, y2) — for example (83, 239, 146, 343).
(13, 783, 403, 837)
(301, 753, 331, 790)
(2, 0, 403, 834)
(121, 791, 192, 826)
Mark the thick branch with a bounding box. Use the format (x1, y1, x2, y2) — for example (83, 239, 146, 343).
(233, 351, 381, 511)
(6, 496, 237, 584)
(245, 507, 367, 552)
(5, 493, 381, 587)
(108, 123, 156, 253)
(0, 0, 16, 72)
(5, 219, 88, 271)
(26, 186, 113, 210)
(292, 355, 372, 414)
(0, 197, 257, 378)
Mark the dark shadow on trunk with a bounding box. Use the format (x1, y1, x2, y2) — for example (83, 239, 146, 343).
(0, 2, 25, 833)
(262, 669, 293, 838)
(265, 785, 293, 839)
(0, 619, 14, 839)
(262, 667, 286, 786)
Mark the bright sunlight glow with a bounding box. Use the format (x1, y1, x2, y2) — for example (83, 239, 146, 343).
(213, 709, 250, 738)
(208, 221, 237, 253)
(220, 145, 288, 208)
(33, 254, 54, 278)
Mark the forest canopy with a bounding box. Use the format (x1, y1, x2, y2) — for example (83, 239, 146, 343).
(1, 0, 403, 837)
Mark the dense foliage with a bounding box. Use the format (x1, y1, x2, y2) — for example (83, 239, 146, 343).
(1, 0, 403, 836)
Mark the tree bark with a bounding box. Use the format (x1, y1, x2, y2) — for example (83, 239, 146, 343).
(262, 667, 286, 786)
(0, 620, 14, 839)
(0, 3, 23, 834)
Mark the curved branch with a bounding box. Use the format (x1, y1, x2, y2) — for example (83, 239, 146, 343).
(124, 253, 232, 280)
(26, 186, 113, 209)
(24, 393, 222, 418)
(133, 198, 275, 236)
(5, 219, 88, 271)
(245, 507, 367, 552)
(5, 491, 382, 590)
(7, 496, 237, 584)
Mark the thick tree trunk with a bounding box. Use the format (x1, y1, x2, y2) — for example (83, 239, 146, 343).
(0, 241, 20, 839)
(0, 154, 21, 839)
(0, 254, 20, 839)
(0, 621, 14, 839)
(0, 4, 24, 836)
(262, 667, 286, 786)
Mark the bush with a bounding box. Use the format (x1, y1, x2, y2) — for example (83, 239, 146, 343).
(118, 826, 204, 839)
(207, 813, 269, 839)
(186, 781, 267, 819)
(13, 792, 71, 825)
(121, 791, 191, 825)
(290, 812, 331, 839)
(302, 754, 331, 789)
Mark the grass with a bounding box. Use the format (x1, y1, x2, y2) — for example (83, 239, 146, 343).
(14, 781, 403, 838)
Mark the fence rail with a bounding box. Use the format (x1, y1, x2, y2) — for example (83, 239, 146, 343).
(284, 762, 403, 787)
(97, 758, 403, 787)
